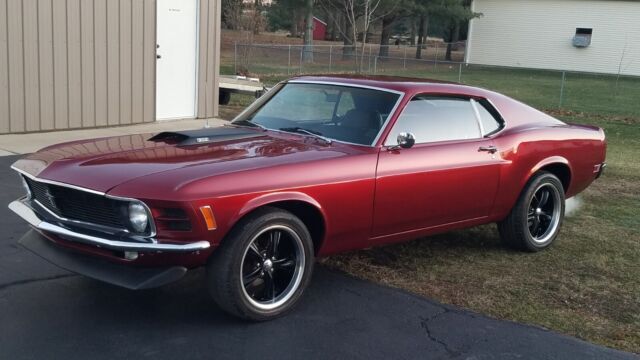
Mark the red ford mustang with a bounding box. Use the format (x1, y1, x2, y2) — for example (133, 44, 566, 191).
(9, 76, 606, 320)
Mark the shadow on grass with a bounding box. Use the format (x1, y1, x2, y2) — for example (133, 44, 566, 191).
(328, 225, 509, 271)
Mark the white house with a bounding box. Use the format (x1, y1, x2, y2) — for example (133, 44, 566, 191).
(465, 0, 640, 76)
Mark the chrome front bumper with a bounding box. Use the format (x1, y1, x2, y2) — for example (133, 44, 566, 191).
(8, 199, 210, 253)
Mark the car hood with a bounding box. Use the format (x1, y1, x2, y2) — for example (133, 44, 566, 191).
(12, 127, 352, 194)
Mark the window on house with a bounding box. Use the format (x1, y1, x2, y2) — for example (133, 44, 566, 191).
(573, 28, 592, 48)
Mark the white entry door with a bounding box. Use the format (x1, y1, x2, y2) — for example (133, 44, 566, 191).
(156, 0, 198, 120)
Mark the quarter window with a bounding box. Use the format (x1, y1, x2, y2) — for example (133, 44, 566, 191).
(386, 97, 481, 145)
(473, 100, 502, 136)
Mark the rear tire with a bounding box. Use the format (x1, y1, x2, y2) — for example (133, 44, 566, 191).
(498, 172, 565, 252)
(207, 207, 314, 321)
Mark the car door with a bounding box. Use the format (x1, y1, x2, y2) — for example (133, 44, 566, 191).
(372, 95, 503, 237)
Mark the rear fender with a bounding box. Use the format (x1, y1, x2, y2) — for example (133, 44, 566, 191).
(530, 156, 572, 181)
(523, 156, 573, 194)
(494, 156, 572, 221)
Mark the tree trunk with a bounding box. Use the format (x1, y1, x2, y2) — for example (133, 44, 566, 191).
(331, 10, 340, 40)
(325, 10, 334, 41)
(421, 16, 428, 49)
(409, 17, 416, 46)
(252, 0, 261, 35)
(415, 16, 425, 59)
(378, 15, 395, 58)
(290, 9, 299, 37)
(302, 0, 314, 62)
(342, 18, 354, 60)
(445, 22, 460, 61)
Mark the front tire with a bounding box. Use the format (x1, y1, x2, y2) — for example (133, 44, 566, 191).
(207, 207, 314, 321)
(498, 172, 565, 252)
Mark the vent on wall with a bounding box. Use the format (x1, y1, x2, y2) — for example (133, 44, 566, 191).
(573, 28, 593, 48)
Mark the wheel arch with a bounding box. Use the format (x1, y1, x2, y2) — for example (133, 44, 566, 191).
(528, 156, 573, 193)
(228, 192, 327, 254)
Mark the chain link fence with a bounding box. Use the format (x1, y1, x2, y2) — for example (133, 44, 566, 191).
(233, 42, 466, 75)
(230, 43, 640, 118)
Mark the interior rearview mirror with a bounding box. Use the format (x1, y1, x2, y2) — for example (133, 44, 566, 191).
(397, 132, 416, 149)
(324, 91, 339, 103)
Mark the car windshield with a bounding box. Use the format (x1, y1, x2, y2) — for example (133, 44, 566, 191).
(232, 83, 402, 146)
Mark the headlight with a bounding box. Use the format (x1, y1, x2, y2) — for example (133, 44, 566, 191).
(21, 176, 32, 199)
(128, 202, 149, 233)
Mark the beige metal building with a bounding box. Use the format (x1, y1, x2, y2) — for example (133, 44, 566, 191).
(0, 0, 221, 134)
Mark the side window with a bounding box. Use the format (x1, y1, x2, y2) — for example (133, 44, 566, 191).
(386, 97, 481, 145)
(473, 100, 502, 136)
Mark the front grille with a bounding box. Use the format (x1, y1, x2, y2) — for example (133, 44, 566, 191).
(25, 177, 127, 229)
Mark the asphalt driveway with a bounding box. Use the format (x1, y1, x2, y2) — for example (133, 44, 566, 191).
(0, 155, 636, 360)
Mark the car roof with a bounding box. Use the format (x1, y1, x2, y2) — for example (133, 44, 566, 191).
(287, 74, 565, 129)
(287, 74, 484, 95)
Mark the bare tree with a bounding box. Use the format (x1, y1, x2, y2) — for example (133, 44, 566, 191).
(252, 0, 265, 35)
(222, 0, 243, 30)
(319, 0, 386, 72)
(356, 0, 384, 71)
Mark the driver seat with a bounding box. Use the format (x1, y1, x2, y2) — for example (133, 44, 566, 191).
(341, 109, 381, 144)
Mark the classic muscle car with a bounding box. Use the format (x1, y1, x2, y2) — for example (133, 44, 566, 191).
(8, 75, 606, 320)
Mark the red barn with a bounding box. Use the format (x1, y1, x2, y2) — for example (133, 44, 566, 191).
(312, 17, 327, 40)
(300, 16, 327, 40)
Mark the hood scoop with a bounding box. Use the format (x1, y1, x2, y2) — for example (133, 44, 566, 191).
(148, 126, 264, 146)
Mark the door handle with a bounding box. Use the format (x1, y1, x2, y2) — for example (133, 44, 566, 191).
(478, 146, 498, 154)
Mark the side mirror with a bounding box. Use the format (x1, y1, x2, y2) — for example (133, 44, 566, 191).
(397, 132, 416, 149)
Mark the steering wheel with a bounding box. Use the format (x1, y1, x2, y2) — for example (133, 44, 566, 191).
(324, 114, 343, 126)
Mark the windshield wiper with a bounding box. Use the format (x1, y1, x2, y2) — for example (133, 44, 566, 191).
(279, 127, 333, 144)
(229, 119, 267, 131)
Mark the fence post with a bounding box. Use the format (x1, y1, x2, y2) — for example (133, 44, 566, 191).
(368, 44, 372, 73)
(403, 46, 407, 70)
(234, 41, 237, 74)
(559, 71, 566, 108)
(299, 46, 303, 74)
(287, 45, 291, 75)
(329, 45, 333, 72)
(434, 43, 439, 72)
(374, 56, 378, 74)
(458, 63, 462, 83)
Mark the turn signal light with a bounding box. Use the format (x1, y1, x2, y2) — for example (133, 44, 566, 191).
(199, 206, 217, 231)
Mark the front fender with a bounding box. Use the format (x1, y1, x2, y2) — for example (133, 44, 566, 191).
(228, 191, 327, 231)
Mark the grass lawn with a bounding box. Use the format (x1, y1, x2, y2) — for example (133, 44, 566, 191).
(324, 113, 640, 353)
(218, 64, 640, 353)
